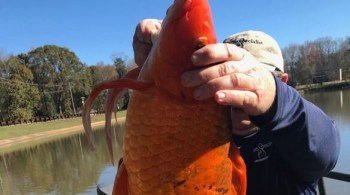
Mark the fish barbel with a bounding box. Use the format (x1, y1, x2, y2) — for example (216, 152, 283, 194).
(82, 0, 246, 194)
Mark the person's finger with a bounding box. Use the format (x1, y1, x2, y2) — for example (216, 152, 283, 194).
(216, 90, 258, 107)
(134, 19, 162, 44)
(182, 61, 238, 87)
(231, 108, 252, 127)
(231, 107, 259, 136)
(182, 51, 259, 88)
(133, 39, 152, 67)
(132, 19, 162, 66)
(191, 71, 260, 100)
(232, 126, 259, 136)
(191, 43, 245, 66)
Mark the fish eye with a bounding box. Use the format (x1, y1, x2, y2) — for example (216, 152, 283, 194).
(195, 42, 205, 50)
(195, 37, 208, 50)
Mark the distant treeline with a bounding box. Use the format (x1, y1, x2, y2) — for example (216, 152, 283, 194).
(0, 45, 130, 121)
(282, 36, 350, 86)
(0, 35, 350, 121)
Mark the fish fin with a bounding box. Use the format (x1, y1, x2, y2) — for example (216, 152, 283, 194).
(104, 67, 141, 165)
(82, 67, 153, 153)
(82, 82, 103, 150)
(105, 88, 126, 166)
(112, 159, 128, 195)
(230, 144, 247, 195)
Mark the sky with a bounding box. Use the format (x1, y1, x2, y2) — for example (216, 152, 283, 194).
(1, 0, 350, 65)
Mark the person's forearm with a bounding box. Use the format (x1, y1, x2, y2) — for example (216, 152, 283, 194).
(251, 77, 340, 181)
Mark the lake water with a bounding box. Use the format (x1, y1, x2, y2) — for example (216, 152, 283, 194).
(0, 124, 125, 195)
(0, 89, 349, 194)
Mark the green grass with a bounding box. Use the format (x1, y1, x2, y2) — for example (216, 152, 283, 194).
(0, 110, 127, 140)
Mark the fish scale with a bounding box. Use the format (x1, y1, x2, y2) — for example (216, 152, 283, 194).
(123, 89, 234, 194)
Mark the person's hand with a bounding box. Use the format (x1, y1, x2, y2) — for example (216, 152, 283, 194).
(231, 107, 260, 136)
(132, 19, 162, 67)
(181, 43, 276, 116)
(181, 43, 277, 135)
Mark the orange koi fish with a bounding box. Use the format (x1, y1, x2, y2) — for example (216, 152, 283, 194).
(83, 0, 246, 194)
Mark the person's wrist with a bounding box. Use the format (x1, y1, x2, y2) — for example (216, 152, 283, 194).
(249, 75, 278, 126)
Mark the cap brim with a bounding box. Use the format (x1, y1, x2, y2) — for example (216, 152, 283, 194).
(263, 64, 277, 72)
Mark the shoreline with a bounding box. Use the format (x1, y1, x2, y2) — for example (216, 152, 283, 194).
(0, 117, 125, 155)
(296, 80, 350, 93)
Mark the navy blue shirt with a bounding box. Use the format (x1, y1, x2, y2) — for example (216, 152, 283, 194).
(233, 76, 340, 195)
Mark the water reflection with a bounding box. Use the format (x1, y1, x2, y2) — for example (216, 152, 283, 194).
(303, 88, 350, 130)
(0, 123, 125, 195)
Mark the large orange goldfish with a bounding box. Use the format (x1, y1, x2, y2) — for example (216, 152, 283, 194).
(83, 0, 246, 194)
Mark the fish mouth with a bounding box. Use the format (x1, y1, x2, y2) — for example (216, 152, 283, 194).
(166, 0, 193, 20)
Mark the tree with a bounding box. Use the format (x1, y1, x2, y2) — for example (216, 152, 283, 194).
(114, 57, 128, 78)
(283, 44, 300, 86)
(0, 58, 8, 119)
(295, 57, 313, 85)
(86, 56, 130, 113)
(338, 37, 350, 68)
(22, 45, 90, 116)
(2, 56, 40, 120)
(88, 63, 118, 112)
(113, 57, 129, 109)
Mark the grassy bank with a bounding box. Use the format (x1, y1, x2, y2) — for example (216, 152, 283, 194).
(0, 110, 127, 140)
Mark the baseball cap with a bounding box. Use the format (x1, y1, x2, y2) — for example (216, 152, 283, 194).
(223, 30, 284, 72)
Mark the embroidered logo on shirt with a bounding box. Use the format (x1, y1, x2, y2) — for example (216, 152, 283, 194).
(253, 142, 272, 163)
